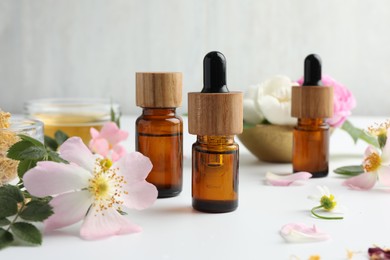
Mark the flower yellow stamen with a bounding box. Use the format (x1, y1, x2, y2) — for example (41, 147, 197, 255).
(367, 120, 390, 136)
(363, 152, 381, 172)
(320, 194, 337, 211)
(89, 159, 128, 216)
(99, 158, 113, 172)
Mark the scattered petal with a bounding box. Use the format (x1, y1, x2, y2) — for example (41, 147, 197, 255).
(265, 171, 312, 186)
(280, 223, 330, 243)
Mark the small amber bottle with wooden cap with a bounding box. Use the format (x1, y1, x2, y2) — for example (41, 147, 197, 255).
(291, 54, 334, 178)
(188, 51, 243, 213)
(135, 72, 183, 198)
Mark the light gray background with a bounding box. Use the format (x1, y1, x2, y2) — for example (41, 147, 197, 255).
(1, 0, 389, 115)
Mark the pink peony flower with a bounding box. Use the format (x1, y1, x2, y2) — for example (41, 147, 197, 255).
(23, 137, 157, 240)
(297, 75, 356, 127)
(89, 122, 129, 161)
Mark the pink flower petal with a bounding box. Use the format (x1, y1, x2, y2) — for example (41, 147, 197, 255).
(90, 127, 100, 139)
(45, 190, 92, 231)
(99, 122, 129, 146)
(377, 165, 390, 186)
(23, 161, 91, 197)
(111, 144, 127, 162)
(280, 223, 330, 243)
(343, 172, 377, 190)
(265, 171, 312, 186)
(60, 137, 96, 172)
(114, 152, 153, 181)
(80, 206, 141, 240)
(122, 181, 158, 210)
(89, 138, 110, 157)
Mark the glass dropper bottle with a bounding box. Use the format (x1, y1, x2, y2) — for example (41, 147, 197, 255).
(291, 54, 334, 177)
(188, 51, 243, 213)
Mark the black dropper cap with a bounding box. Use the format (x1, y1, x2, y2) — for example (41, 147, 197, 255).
(303, 54, 323, 86)
(201, 51, 229, 93)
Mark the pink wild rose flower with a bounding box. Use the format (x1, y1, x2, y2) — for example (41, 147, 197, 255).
(23, 137, 157, 240)
(89, 122, 129, 161)
(297, 75, 356, 127)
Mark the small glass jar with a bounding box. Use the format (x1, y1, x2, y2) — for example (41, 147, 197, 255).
(0, 116, 43, 184)
(24, 98, 120, 144)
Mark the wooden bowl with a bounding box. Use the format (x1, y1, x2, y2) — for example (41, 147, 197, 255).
(237, 124, 294, 163)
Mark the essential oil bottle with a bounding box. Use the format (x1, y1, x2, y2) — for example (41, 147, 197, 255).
(291, 54, 334, 178)
(188, 51, 243, 213)
(135, 72, 183, 198)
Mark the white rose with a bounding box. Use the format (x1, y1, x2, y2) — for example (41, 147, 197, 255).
(243, 75, 298, 126)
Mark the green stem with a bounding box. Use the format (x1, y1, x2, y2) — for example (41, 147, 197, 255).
(5, 202, 26, 232)
(311, 205, 344, 220)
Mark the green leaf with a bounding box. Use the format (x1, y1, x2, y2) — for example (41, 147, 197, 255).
(47, 150, 67, 163)
(0, 218, 11, 227)
(17, 160, 37, 179)
(0, 228, 14, 249)
(10, 222, 42, 245)
(6, 141, 34, 160)
(0, 185, 24, 203)
(341, 120, 379, 148)
(378, 133, 387, 149)
(0, 196, 18, 218)
(44, 135, 58, 151)
(18, 146, 47, 160)
(54, 130, 69, 146)
(334, 165, 364, 176)
(18, 134, 45, 148)
(20, 200, 53, 222)
(110, 100, 120, 127)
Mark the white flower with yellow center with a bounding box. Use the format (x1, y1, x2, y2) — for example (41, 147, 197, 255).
(23, 137, 157, 240)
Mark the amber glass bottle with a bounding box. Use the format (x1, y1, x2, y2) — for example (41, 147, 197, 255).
(291, 54, 333, 178)
(188, 51, 243, 213)
(192, 135, 239, 213)
(293, 118, 329, 177)
(135, 72, 183, 198)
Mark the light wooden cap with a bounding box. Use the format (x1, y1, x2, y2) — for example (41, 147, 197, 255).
(136, 72, 182, 108)
(291, 86, 334, 118)
(188, 92, 243, 135)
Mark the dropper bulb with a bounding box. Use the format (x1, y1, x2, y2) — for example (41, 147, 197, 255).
(202, 51, 229, 93)
(303, 54, 323, 86)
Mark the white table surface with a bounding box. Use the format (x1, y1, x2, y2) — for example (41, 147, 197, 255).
(2, 115, 388, 260)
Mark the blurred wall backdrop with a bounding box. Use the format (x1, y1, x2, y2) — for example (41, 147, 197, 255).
(1, 0, 390, 115)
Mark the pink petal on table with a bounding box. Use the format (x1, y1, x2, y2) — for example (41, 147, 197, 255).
(122, 181, 158, 210)
(280, 223, 330, 243)
(45, 190, 92, 231)
(23, 161, 91, 197)
(59, 137, 96, 172)
(265, 172, 312, 186)
(343, 172, 377, 190)
(80, 206, 141, 240)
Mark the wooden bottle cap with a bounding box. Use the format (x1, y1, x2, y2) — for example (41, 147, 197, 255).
(291, 86, 334, 118)
(136, 72, 182, 108)
(188, 92, 243, 135)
